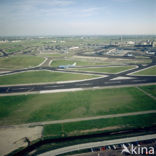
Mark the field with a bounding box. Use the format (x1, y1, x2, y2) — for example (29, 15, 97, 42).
(39, 53, 65, 58)
(43, 113, 156, 138)
(140, 85, 156, 97)
(0, 71, 97, 85)
(51, 59, 109, 67)
(0, 36, 155, 155)
(51, 58, 152, 67)
(113, 58, 151, 65)
(132, 66, 156, 76)
(0, 55, 44, 70)
(71, 65, 136, 74)
(0, 42, 27, 53)
(0, 86, 156, 125)
(72, 56, 152, 66)
(1, 34, 156, 156)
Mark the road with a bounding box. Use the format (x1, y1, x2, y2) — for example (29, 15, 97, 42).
(0, 56, 156, 95)
(37, 57, 53, 67)
(0, 49, 8, 57)
(38, 133, 156, 156)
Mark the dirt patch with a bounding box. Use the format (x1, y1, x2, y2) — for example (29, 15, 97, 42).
(0, 126, 43, 156)
(68, 126, 120, 136)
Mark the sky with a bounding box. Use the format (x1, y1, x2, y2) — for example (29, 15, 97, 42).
(0, 0, 155, 36)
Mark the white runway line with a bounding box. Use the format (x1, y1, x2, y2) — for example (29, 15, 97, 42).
(40, 88, 83, 94)
(111, 76, 134, 80)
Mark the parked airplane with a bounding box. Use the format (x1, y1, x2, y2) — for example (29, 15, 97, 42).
(58, 62, 77, 69)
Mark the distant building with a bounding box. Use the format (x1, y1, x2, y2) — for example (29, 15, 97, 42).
(0, 40, 8, 43)
(142, 41, 148, 45)
(127, 41, 135, 45)
(127, 53, 133, 57)
(146, 51, 155, 55)
(135, 40, 152, 47)
(12, 40, 21, 43)
(152, 41, 156, 47)
(69, 46, 79, 50)
(106, 48, 116, 55)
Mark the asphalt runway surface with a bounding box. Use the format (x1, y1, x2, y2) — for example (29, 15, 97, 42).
(0, 57, 156, 94)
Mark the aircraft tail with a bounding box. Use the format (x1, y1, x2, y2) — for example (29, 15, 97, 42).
(72, 62, 76, 66)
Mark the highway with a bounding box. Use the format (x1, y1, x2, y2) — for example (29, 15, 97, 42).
(38, 134, 156, 156)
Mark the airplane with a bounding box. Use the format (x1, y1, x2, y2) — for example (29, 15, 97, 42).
(58, 62, 77, 69)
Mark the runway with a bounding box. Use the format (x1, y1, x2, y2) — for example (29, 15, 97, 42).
(0, 58, 156, 95)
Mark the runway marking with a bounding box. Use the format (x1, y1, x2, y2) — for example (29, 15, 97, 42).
(93, 86, 100, 89)
(11, 88, 28, 90)
(104, 81, 121, 84)
(40, 88, 83, 94)
(111, 76, 134, 80)
(43, 85, 59, 88)
(76, 83, 90, 86)
(28, 87, 34, 92)
(6, 88, 10, 92)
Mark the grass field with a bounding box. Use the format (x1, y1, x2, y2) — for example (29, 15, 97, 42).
(0, 86, 156, 125)
(51, 59, 108, 67)
(50, 57, 152, 68)
(0, 55, 44, 70)
(132, 66, 156, 76)
(121, 58, 151, 64)
(71, 65, 136, 74)
(0, 71, 97, 85)
(0, 42, 26, 53)
(140, 85, 156, 97)
(43, 113, 156, 138)
(74, 56, 152, 65)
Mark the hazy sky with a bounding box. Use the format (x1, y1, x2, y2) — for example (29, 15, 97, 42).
(0, 0, 155, 36)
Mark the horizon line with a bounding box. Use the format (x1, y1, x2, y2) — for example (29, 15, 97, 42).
(0, 34, 156, 37)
